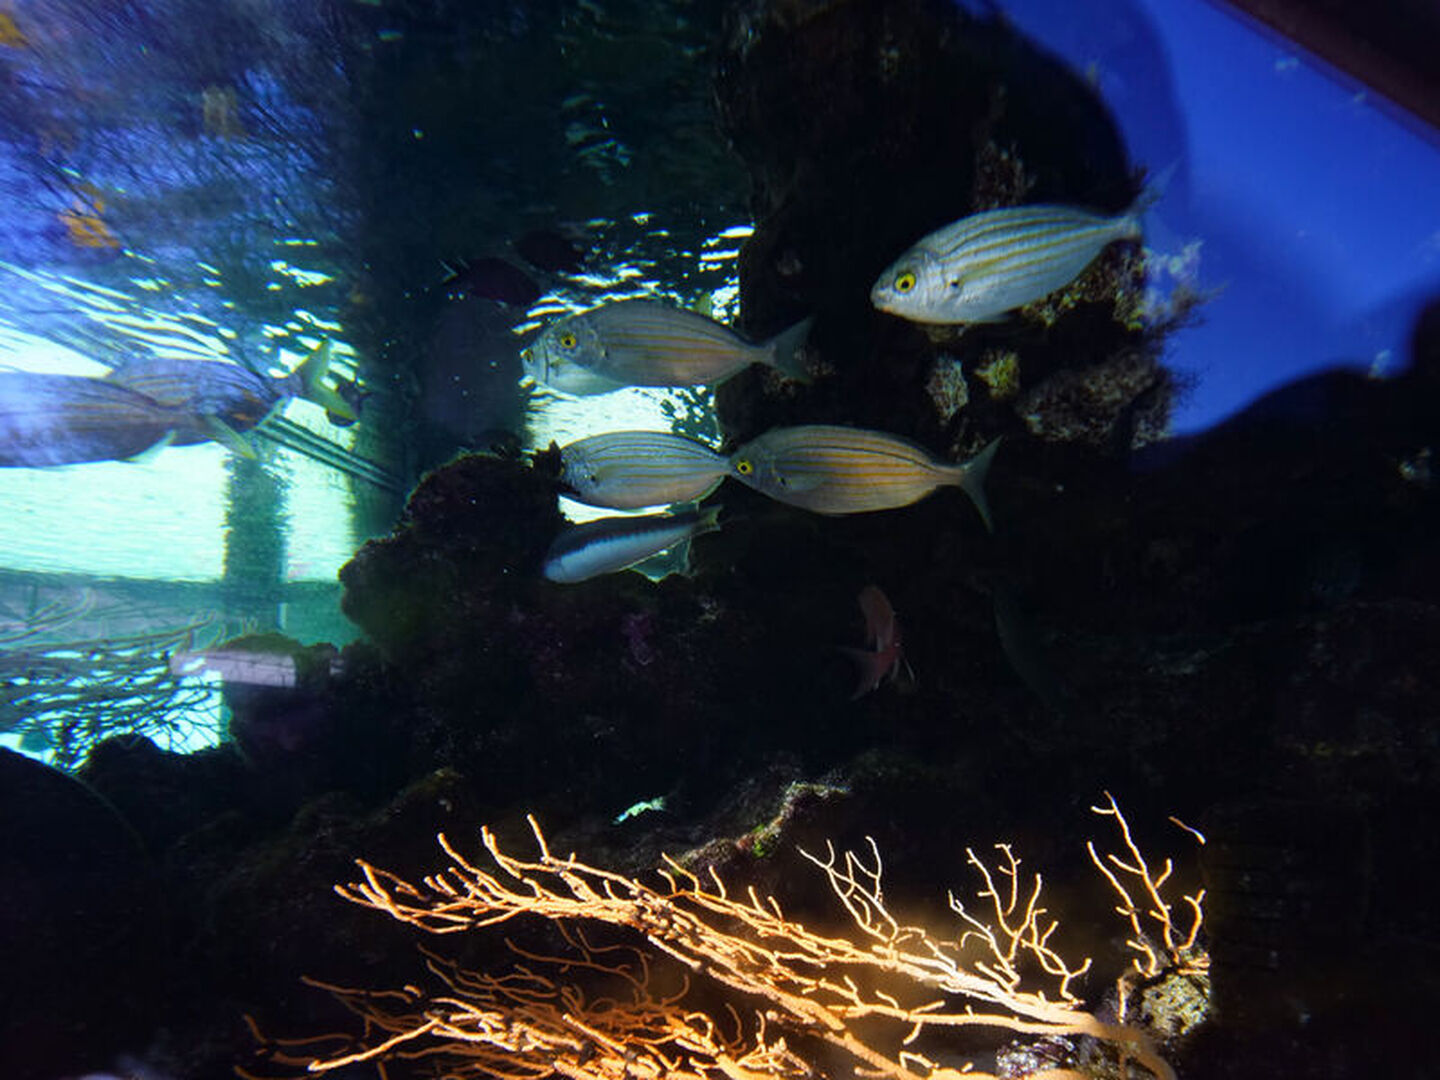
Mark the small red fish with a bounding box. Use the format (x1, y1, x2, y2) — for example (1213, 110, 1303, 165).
(839, 585, 906, 699)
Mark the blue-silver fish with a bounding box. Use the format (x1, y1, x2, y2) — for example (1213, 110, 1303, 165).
(870, 199, 1148, 325)
(524, 299, 811, 395)
(0, 371, 189, 467)
(106, 340, 355, 458)
(560, 430, 728, 509)
(729, 425, 998, 529)
(543, 505, 722, 583)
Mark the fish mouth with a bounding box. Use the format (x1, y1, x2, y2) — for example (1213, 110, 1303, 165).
(519, 346, 543, 381)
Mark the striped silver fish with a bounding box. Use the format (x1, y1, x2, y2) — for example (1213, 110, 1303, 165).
(561, 430, 728, 509)
(106, 340, 355, 458)
(543, 505, 722, 583)
(729, 425, 998, 528)
(523, 299, 811, 395)
(870, 199, 1147, 325)
(0, 372, 189, 467)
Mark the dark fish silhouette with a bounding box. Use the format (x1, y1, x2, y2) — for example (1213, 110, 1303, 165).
(439, 257, 541, 307)
(515, 228, 586, 274)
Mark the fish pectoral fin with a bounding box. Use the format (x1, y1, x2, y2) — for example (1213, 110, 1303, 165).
(124, 431, 177, 465)
(203, 416, 258, 458)
(778, 472, 827, 494)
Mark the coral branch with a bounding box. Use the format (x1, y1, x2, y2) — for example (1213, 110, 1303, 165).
(245, 801, 1206, 1080)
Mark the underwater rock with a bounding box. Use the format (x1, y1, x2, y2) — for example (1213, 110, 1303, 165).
(1016, 349, 1174, 449)
(1192, 795, 1439, 1078)
(0, 749, 162, 1080)
(213, 634, 338, 746)
(923, 353, 969, 422)
(340, 454, 562, 661)
(78, 734, 253, 854)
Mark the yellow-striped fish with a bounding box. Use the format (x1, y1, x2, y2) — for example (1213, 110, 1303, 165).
(729, 425, 998, 528)
(871, 199, 1148, 325)
(524, 299, 811, 395)
(561, 430, 728, 509)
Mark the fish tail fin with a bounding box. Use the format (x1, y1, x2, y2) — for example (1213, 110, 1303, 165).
(1124, 162, 1177, 237)
(947, 437, 1000, 532)
(763, 316, 814, 383)
(838, 646, 889, 700)
(695, 502, 724, 536)
(294, 339, 357, 422)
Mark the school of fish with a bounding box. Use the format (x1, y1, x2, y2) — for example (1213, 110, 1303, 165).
(532, 189, 1156, 587)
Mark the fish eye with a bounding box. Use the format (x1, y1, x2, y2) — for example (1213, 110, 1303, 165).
(735, 459, 753, 476)
(894, 270, 917, 293)
(558, 331, 578, 349)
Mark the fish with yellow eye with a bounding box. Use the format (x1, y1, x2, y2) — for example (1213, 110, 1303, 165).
(870, 194, 1154, 325)
(729, 425, 998, 529)
(522, 299, 811, 395)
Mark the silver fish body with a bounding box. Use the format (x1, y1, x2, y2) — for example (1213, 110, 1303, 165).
(560, 430, 727, 509)
(729, 425, 997, 528)
(524, 299, 810, 395)
(0, 371, 188, 467)
(543, 505, 722, 583)
(871, 202, 1143, 325)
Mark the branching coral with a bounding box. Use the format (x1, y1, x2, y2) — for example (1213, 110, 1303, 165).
(243, 795, 1206, 1080)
